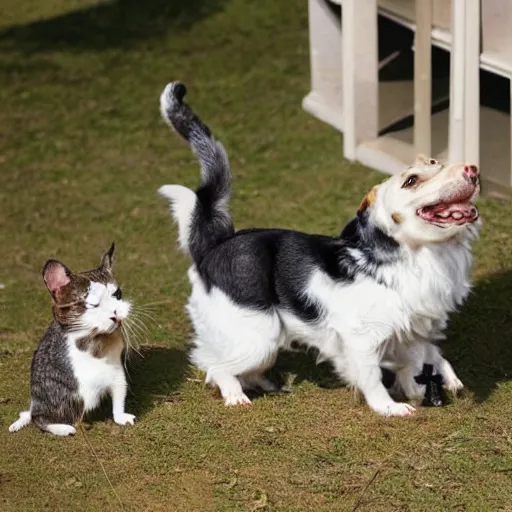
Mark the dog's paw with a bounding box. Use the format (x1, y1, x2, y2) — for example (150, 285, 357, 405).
(378, 402, 416, 417)
(444, 376, 464, 394)
(114, 413, 136, 426)
(224, 393, 252, 406)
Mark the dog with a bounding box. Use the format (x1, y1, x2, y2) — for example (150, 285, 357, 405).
(158, 82, 481, 417)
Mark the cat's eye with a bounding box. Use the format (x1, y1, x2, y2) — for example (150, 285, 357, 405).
(429, 158, 437, 165)
(113, 287, 122, 300)
(85, 302, 100, 309)
(402, 174, 418, 188)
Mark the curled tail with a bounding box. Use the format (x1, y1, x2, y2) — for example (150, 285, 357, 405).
(158, 82, 234, 264)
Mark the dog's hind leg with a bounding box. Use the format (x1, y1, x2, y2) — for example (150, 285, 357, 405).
(197, 332, 280, 406)
(188, 281, 283, 406)
(206, 370, 251, 405)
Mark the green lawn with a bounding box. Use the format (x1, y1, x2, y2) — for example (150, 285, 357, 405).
(1, 1, 512, 510)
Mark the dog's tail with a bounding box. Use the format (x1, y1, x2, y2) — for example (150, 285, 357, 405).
(158, 82, 234, 264)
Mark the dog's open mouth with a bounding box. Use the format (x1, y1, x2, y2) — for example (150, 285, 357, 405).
(416, 189, 479, 226)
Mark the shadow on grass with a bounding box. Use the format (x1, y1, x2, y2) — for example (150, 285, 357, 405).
(444, 270, 512, 403)
(84, 345, 189, 423)
(0, 0, 226, 52)
(271, 270, 512, 404)
(272, 347, 341, 391)
(126, 345, 190, 416)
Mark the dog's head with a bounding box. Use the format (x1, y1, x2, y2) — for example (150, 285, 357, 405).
(359, 155, 481, 246)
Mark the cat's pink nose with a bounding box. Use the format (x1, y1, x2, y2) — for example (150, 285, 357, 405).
(110, 312, 120, 323)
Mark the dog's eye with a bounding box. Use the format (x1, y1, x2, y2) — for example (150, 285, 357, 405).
(402, 175, 418, 188)
(429, 158, 437, 165)
(113, 287, 122, 300)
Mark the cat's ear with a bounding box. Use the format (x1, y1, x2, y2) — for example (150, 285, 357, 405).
(99, 242, 115, 272)
(43, 260, 71, 298)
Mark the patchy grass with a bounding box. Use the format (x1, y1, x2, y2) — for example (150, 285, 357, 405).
(1, 1, 512, 510)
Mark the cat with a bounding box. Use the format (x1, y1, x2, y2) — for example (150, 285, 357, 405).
(9, 243, 136, 436)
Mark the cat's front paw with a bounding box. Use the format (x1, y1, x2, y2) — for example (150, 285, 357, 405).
(114, 413, 136, 426)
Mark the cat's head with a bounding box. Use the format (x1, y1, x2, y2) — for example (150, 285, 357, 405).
(42, 243, 131, 335)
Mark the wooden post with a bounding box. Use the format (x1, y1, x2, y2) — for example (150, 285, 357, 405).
(449, 0, 466, 163)
(464, 0, 480, 167)
(414, 0, 432, 156)
(341, 0, 378, 160)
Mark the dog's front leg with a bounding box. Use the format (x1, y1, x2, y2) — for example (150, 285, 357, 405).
(332, 341, 416, 417)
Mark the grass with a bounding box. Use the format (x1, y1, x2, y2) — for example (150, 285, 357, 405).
(1, 1, 512, 510)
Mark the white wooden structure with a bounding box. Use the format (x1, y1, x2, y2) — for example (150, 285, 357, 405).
(303, 0, 512, 199)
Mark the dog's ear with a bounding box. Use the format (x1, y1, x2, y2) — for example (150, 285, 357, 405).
(414, 154, 429, 166)
(358, 186, 378, 215)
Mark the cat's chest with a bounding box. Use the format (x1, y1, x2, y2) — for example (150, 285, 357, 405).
(66, 334, 122, 407)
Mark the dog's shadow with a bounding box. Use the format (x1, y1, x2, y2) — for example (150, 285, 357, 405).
(271, 270, 512, 404)
(443, 270, 512, 403)
(270, 345, 341, 392)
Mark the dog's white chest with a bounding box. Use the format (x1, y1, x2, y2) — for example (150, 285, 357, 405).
(303, 240, 473, 347)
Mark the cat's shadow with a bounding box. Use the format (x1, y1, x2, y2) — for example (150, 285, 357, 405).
(126, 345, 190, 416)
(87, 345, 189, 423)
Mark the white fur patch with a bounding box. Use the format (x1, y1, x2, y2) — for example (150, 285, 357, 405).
(80, 282, 131, 335)
(9, 410, 31, 432)
(66, 330, 122, 411)
(45, 424, 76, 436)
(158, 185, 197, 254)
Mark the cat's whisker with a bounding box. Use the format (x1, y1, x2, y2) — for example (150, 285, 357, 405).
(135, 304, 158, 311)
(122, 323, 144, 359)
(124, 319, 148, 348)
(120, 325, 131, 374)
(125, 320, 145, 345)
(129, 312, 151, 328)
(129, 303, 157, 315)
(130, 317, 155, 337)
(128, 316, 151, 338)
(134, 300, 175, 308)
(131, 309, 159, 327)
